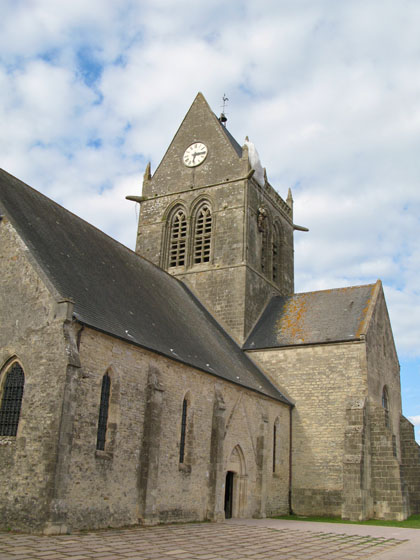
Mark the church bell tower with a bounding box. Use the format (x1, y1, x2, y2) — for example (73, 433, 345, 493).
(132, 93, 295, 343)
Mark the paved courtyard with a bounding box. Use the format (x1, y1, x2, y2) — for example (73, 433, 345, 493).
(0, 520, 413, 560)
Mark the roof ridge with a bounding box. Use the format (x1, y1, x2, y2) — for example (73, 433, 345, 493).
(0, 168, 181, 286)
(290, 283, 377, 298)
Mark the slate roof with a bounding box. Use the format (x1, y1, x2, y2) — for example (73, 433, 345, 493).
(219, 122, 243, 158)
(244, 284, 377, 350)
(0, 169, 289, 404)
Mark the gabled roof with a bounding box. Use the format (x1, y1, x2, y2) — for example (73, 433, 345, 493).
(219, 120, 243, 157)
(0, 169, 289, 404)
(244, 284, 378, 350)
(191, 92, 243, 157)
(151, 93, 243, 182)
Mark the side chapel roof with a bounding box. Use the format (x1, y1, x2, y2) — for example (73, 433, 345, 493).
(244, 283, 378, 350)
(0, 169, 289, 404)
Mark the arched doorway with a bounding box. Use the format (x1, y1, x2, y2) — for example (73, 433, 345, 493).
(224, 445, 247, 518)
(224, 471, 234, 519)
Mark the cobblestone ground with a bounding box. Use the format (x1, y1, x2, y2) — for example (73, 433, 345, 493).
(0, 522, 407, 560)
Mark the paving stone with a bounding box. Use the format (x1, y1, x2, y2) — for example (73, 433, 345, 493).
(0, 523, 409, 560)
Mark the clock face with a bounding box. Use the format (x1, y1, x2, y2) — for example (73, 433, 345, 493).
(183, 142, 208, 167)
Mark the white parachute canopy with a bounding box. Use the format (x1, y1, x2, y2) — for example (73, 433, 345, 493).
(244, 137, 265, 187)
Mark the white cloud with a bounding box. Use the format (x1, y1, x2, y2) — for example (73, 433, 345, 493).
(1, 1, 420, 378)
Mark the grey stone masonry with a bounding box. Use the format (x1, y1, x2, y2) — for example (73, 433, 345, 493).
(134, 93, 294, 342)
(400, 416, 420, 514)
(370, 403, 409, 520)
(342, 398, 373, 521)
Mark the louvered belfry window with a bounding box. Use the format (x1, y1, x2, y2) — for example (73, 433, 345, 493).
(0, 362, 25, 436)
(96, 373, 111, 451)
(194, 205, 212, 264)
(169, 209, 187, 267)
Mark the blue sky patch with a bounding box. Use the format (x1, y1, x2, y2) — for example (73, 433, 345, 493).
(87, 138, 102, 149)
(38, 49, 61, 65)
(76, 46, 103, 87)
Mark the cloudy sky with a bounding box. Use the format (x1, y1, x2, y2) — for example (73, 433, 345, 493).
(1, 0, 419, 438)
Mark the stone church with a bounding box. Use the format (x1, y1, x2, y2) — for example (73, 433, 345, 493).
(0, 93, 419, 534)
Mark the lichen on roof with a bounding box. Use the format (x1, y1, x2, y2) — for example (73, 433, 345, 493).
(245, 284, 378, 350)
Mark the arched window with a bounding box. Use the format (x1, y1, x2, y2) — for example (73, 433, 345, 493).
(193, 203, 212, 264)
(179, 397, 188, 463)
(382, 386, 390, 428)
(169, 208, 187, 267)
(0, 362, 25, 436)
(96, 373, 111, 451)
(272, 223, 281, 283)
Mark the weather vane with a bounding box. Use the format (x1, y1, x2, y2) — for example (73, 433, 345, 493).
(222, 94, 229, 112)
(219, 93, 229, 125)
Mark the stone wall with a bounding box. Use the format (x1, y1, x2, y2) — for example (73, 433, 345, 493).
(0, 216, 291, 533)
(369, 403, 409, 520)
(245, 178, 294, 298)
(364, 286, 402, 452)
(140, 94, 246, 199)
(137, 177, 250, 342)
(342, 398, 373, 521)
(362, 285, 410, 520)
(59, 326, 291, 531)
(134, 93, 294, 343)
(249, 341, 367, 516)
(400, 416, 420, 514)
(0, 217, 70, 532)
(342, 398, 410, 522)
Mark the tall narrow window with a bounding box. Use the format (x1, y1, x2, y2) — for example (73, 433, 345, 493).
(0, 362, 25, 436)
(194, 204, 212, 264)
(382, 386, 389, 411)
(96, 373, 111, 451)
(273, 423, 277, 473)
(382, 385, 390, 428)
(169, 209, 187, 267)
(179, 398, 188, 463)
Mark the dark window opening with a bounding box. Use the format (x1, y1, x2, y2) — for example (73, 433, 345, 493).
(0, 362, 25, 436)
(179, 398, 188, 463)
(273, 423, 277, 473)
(96, 373, 111, 451)
(382, 386, 390, 428)
(382, 387, 389, 411)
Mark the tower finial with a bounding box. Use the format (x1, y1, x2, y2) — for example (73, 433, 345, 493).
(219, 93, 229, 126)
(287, 187, 293, 208)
